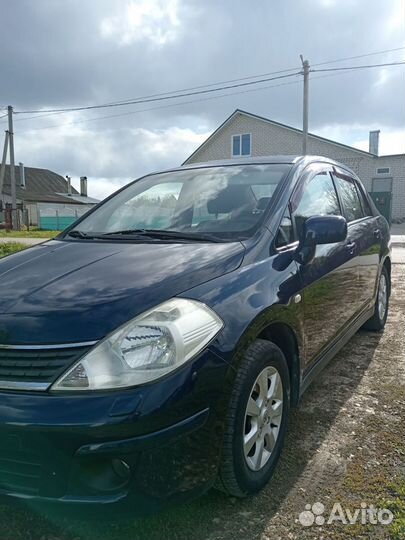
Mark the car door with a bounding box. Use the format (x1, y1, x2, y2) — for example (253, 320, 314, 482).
(332, 168, 380, 311)
(291, 164, 359, 366)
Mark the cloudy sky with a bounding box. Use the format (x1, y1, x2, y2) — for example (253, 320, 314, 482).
(0, 0, 404, 200)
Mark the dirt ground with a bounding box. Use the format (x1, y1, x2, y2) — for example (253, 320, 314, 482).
(1, 266, 404, 540)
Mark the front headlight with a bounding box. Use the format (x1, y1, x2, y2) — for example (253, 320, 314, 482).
(51, 298, 223, 391)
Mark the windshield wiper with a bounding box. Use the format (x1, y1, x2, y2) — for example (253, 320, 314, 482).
(67, 230, 94, 239)
(101, 229, 222, 243)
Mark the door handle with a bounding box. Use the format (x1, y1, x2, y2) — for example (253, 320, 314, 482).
(346, 241, 356, 254)
(374, 228, 381, 240)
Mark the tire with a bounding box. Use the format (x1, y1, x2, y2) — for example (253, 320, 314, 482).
(217, 339, 290, 497)
(363, 266, 390, 331)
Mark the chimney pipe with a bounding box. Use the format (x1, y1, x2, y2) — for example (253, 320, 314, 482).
(66, 175, 72, 196)
(369, 130, 380, 155)
(80, 176, 88, 198)
(19, 162, 26, 188)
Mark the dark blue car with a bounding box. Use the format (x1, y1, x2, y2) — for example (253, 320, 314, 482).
(0, 156, 390, 509)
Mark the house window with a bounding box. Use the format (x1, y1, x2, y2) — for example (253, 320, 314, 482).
(376, 167, 390, 175)
(232, 134, 251, 157)
(372, 177, 393, 193)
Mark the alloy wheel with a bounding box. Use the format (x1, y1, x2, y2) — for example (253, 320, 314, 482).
(378, 272, 388, 321)
(243, 366, 283, 472)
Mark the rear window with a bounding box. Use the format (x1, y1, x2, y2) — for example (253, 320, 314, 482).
(333, 170, 364, 222)
(357, 185, 373, 217)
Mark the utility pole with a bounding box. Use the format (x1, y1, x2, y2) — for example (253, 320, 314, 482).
(0, 131, 9, 196)
(7, 105, 18, 229)
(300, 55, 310, 155)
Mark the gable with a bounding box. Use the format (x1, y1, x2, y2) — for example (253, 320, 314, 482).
(184, 110, 374, 165)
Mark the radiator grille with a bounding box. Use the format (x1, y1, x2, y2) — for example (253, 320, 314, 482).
(0, 345, 92, 389)
(0, 453, 42, 494)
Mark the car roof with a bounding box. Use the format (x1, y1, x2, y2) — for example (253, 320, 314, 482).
(179, 155, 302, 168)
(151, 155, 352, 176)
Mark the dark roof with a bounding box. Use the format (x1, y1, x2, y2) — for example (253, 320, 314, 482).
(0, 165, 86, 204)
(180, 155, 302, 168)
(183, 108, 383, 164)
(157, 155, 356, 176)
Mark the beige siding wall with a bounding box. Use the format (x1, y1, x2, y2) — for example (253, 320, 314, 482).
(186, 112, 405, 221)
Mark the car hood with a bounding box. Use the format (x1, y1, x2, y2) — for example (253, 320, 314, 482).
(0, 239, 244, 345)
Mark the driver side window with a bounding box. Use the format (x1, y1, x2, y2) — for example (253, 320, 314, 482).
(291, 170, 341, 238)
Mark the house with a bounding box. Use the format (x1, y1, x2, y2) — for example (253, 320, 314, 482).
(0, 165, 99, 228)
(184, 109, 405, 223)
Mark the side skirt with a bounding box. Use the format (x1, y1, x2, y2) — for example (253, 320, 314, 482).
(299, 306, 374, 398)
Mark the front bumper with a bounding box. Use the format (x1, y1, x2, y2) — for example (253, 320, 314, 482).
(0, 349, 230, 510)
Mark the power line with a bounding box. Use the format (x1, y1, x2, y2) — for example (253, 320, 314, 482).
(17, 69, 365, 134)
(12, 70, 300, 123)
(96, 46, 405, 107)
(312, 60, 405, 72)
(13, 110, 78, 123)
(19, 80, 304, 133)
(13, 48, 405, 117)
(13, 59, 404, 117)
(311, 46, 405, 67)
(93, 67, 301, 107)
(14, 72, 301, 115)
(12, 67, 303, 123)
(18, 80, 306, 133)
(10, 45, 405, 121)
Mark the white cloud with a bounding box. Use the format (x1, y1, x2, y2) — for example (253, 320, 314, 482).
(74, 177, 127, 201)
(316, 123, 405, 156)
(135, 126, 208, 159)
(319, 0, 336, 7)
(372, 67, 391, 88)
(100, 0, 181, 46)
(385, 0, 405, 33)
(16, 118, 209, 200)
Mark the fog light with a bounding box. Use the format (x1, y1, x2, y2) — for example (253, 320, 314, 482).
(78, 458, 132, 493)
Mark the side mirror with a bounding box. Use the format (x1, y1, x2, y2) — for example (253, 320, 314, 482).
(295, 215, 347, 265)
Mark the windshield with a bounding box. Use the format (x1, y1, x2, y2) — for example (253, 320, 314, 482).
(67, 164, 291, 241)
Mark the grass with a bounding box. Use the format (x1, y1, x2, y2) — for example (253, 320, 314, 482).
(381, 482, 405, 539)
(0, 242, 28, 258)
(0, 228, 60, 238)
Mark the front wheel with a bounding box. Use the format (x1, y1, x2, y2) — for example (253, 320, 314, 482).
(217, 339, 290, 497)
(363, 266, 390, 331)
